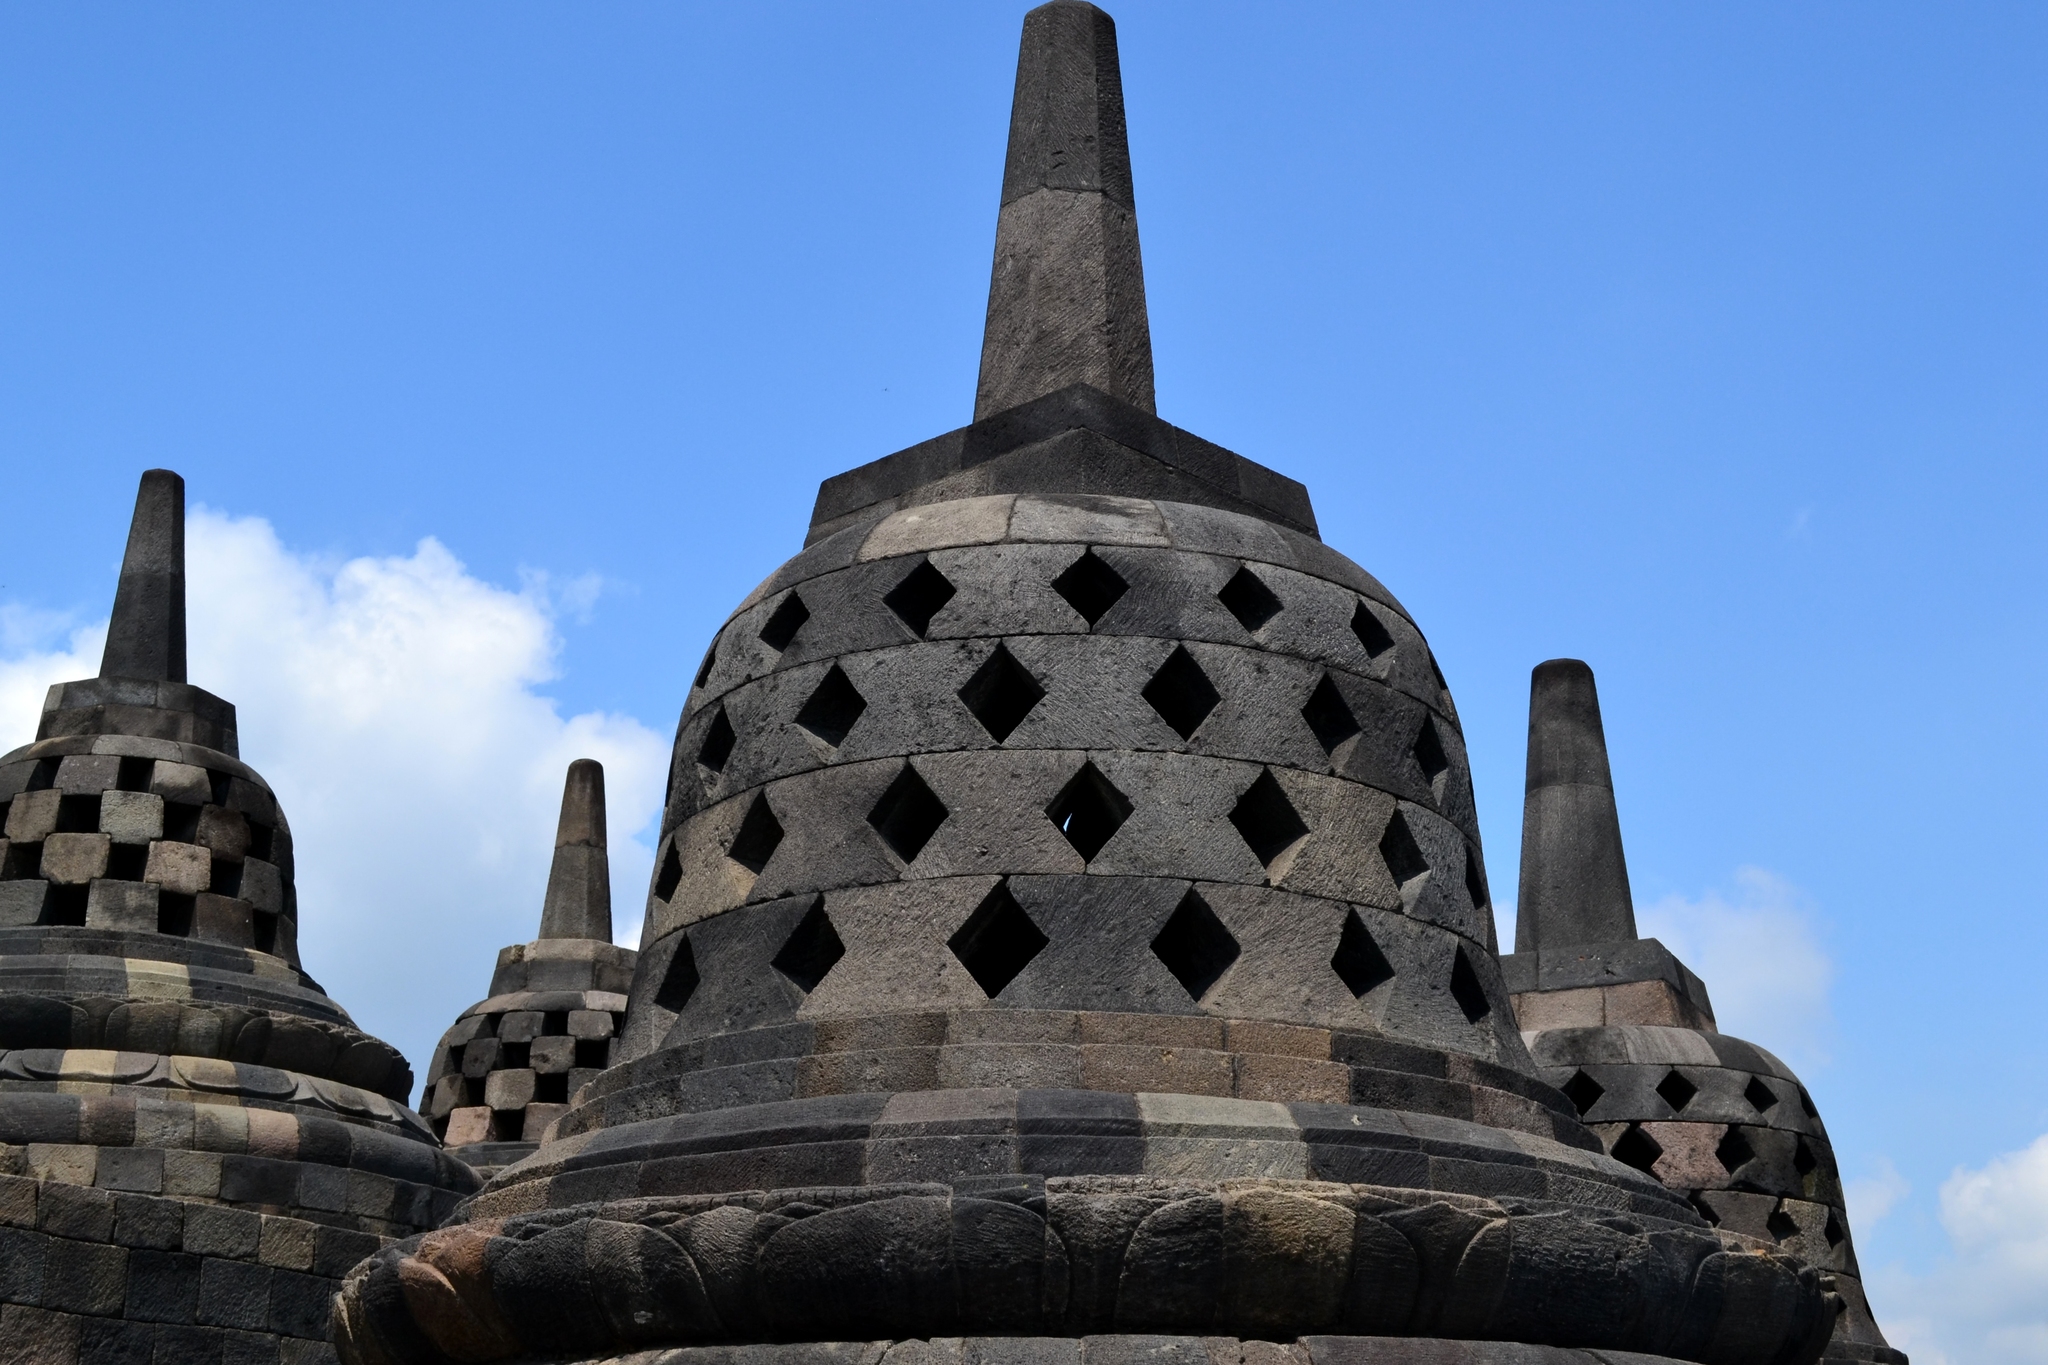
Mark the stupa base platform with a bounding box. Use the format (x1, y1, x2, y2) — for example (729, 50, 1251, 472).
(557, 1338, 1701, 1365)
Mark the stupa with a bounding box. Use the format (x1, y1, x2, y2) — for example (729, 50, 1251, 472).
(1501, 660, 1903, 1365)
(335, 6, 1844, 1364)
(421, 760, 636, 1178)
(0, 471, 475, 1363)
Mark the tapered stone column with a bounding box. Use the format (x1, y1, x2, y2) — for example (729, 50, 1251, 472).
(539, 758, 612, 941)
(975, 0, 1155, 418)
(99, 468, 188, 684)
(1515, 658, 1636, 951)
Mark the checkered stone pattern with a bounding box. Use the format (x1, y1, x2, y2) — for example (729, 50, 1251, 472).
(637, 495, 1510, 1073)
(0, 733, 299, 961)
(1526, 1024, 1901, 1365)
(1, 660, 476, 1355)
(352, 1339, 1705, 1365)
(422, 988, 629, 1163)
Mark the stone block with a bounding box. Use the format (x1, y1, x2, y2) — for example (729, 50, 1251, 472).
(521, 1104, 568, 1142)
(147, 840, 212, 895)
(184, 1204, 262, 1259)
(1233, 1054, 1349, 1104)
(162, 1151, 223, 1199)
(87, 879, 160, 931)
(39, 1182, 115, 1240)
(0, 1174, 35, 1228)
(1081, 1044, 1234, 1096)
(5, 789, 61, 841)
(113, 1194, 183, 1250)
(96, 1147, 165, 1194)
(484, 1069, 537, 1110)
(529, 1035, 576, 1074)
(197, 1258, 272, 1331)
(100, 790, 165, 843)
(566, 1008, 615, 1039)
(150, 761, 213, 805)
(196, 805, 251, 859)
(239, 858, 284, 914)
(193, 894, 255, 947)
(0, 1302, 83, 1363)
(938, 1043, 1084, 1090)
(43, 1238, 129, 1316)
(443, 1108, 494, 1147)
(0, 879, 49, 927)
(498, 1011, 544, 1044)
(39, 832, 109, 885)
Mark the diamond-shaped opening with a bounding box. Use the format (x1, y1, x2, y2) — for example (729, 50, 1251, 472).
(1561, 1069, 1605, 1117)
(1412, 717, 1450, 794)
(1379, 811, 1431, 902)
(1794, 1137, 1818, 1177)
(760, 593, 810, 652)
(698, 708, 736, 773)
(1462, 846, 1488, 911)
(1766, 1207, 1800, 1242)
(867, 763, 949, 863)
(1229, 768, 1309, 871)
(1657, 1069, 1699, 1113)
(948, 880, 1047, 999)
(958, 645, 1045, 743)
(1301, 675, 1360, 756)
(772, 898, 844, 994)
(796, 666, 868, 748)
(1351, 601, 1395, 659)
(1331, 908, 1394, 998)
(694, 639, 719, 690)
(1744, 1076, 1778, 1114)
(1217, 565, 1282, 633)
(885, 558, 956, 638)
(1823, 1212, 1843, 1247)
(1689, 1194, 1721, 1227)
(654, 842, 684, 901)
(1450, 946, 1491, 1023)
(1798, 1086, 1818, 1118)
(1610, 1124, 1663, 1175)
(1151, 889, 1240, 1002)
(728, 794, 785, 874)
(1051, 549, 1127, 627)
(1716, 1126, 1756, 1175)
(1046, 761, 1132, 863)
(654, 937, 699, 1013)
(1428, 652, 1449, 695)
(1144, 646, 1220, 741)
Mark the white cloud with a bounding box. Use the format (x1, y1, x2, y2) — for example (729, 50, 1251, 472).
(1874, 1133, 2048, 1365)
(0, 508, 669, 1100)
(1846, 1156, 1911, 1233)
(1637, 866, 1834, 1070)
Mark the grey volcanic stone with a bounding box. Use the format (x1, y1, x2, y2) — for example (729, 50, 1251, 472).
(100, 469, 187, 684)
(1514, 660, 1633, 952)
(975, 3, 1151, 419)
(541, 758, 613, 941)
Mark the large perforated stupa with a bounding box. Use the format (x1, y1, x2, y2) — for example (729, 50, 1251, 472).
(332, 6, 1852, 1365)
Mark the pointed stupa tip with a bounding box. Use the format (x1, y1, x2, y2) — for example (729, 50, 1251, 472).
(974, 0, 1155, 420)
(537, 758, 612, 941)
(1514, 659, 1638, 953)
(99, 468, 188, 683)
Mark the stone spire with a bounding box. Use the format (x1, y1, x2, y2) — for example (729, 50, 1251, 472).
(1515, 657, 1636, 952)
(538, 757, 611, 940)
(99, 467, 187, 682)
(974, 0, 1155, 419)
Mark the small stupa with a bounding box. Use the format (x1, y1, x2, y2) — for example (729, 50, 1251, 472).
(1501, 659, 1904, 1365)
(420, 759, 635, 1177)
(0, 471, 475, 1363)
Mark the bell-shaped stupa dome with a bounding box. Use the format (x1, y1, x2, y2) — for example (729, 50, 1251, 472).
(1502, 659, 1904, 1365)
(0, 470, 476, 1361)
(335, 8, 1841, 1364)
(420, 759, 636, 1177)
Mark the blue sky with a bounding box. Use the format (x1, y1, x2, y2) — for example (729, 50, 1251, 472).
(3, 4, 2045, 1358)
